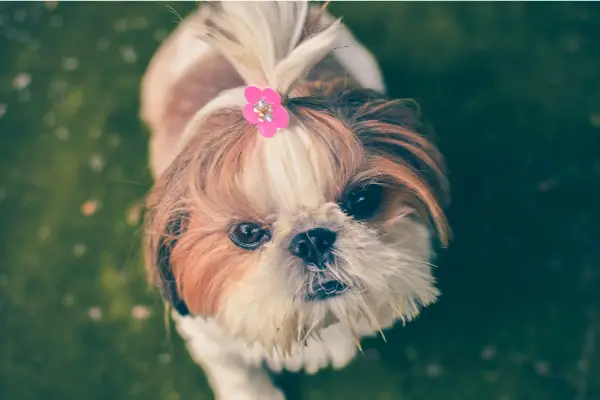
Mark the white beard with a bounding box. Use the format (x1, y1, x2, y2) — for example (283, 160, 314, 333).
(214, 204, 437, 353)
(171, 212, 434, 400)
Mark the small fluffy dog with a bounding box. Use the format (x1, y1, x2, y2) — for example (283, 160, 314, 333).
(141, 2, 449, 399)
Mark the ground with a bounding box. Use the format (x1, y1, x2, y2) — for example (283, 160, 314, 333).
(1, 2, 600, 400)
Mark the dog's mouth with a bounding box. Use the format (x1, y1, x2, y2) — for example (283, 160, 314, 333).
(304, 280, 349, 302)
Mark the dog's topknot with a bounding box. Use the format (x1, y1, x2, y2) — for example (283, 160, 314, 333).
(192, 1, 341, 97)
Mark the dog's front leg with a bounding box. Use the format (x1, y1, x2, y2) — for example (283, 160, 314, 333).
(175, 316, 284, 400)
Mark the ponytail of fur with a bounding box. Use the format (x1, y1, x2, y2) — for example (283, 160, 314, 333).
(192, 1, 341, 97)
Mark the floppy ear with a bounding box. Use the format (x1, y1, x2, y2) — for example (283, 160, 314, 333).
(327, 85, 450, 245)
(153, 215, 190, 316)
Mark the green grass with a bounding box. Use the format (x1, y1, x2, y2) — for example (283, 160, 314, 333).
(1, 2, 600, 399)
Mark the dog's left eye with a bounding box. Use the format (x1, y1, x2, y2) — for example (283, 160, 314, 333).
(340, 184, 383, 220)
(229, 222, 271, 250)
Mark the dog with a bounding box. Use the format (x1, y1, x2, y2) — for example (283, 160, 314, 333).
(140, 2, 449, 399)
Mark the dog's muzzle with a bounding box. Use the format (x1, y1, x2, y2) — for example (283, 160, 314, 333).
(288, 228, 348, 301)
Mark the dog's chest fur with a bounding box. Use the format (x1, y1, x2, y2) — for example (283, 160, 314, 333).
(174, 313, 376, 374)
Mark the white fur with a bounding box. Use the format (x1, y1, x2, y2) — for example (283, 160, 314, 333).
(141, 17, 215, 176)
(174, 2, 386, 156)
(318, 10, 386, 93)
(215, 199, 436, 350)
(173, 312, 370, 399)
(142, 2, 432, 399)
(240, 124, 334, 214)
(173, 204, 434, 399)
(191, 2, 341, 94)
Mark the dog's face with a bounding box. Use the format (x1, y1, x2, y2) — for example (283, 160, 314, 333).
(145, 82, 449, 352)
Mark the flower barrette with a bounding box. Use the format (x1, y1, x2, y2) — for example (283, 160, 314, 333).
(243, 86, 289, 138)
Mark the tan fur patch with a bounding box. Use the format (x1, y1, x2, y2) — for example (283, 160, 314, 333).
(172, 228, 258, 316)
(162, 51, 243, 139)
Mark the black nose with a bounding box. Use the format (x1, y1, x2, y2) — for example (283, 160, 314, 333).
(289, 228, 337, 267)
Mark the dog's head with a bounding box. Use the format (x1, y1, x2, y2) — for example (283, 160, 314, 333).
(144, 2, 449, 352)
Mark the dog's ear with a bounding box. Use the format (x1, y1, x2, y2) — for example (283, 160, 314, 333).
(335, 87, 450, 246)
(153, 214, 190, 316)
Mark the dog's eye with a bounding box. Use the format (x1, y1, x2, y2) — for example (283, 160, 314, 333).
(228, 222, 271, 250)
(341, 184, 383, 220)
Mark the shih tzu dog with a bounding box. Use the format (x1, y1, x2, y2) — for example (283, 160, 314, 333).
(140, 2, 449, 399)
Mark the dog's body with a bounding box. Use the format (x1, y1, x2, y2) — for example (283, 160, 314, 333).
(141, 3, 449, 399)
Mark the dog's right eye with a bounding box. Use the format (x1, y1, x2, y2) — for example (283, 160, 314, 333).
(228, 222, 271, 250)
(340, 184, 383, 220)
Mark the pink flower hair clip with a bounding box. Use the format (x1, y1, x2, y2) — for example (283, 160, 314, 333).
(243, 86, 289, 138)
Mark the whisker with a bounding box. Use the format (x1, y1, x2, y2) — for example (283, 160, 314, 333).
(343, 307, 363, 354)
(359, 299, 387, 344)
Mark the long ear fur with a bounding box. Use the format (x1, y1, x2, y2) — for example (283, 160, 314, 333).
(154, 214, 190, 316)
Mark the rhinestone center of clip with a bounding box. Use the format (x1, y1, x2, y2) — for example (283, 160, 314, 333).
(253, 98, 274, 123)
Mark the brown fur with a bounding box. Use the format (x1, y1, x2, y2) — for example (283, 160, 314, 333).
(162, 52, 243, 141)
(289, 81, 450, 243)
(143, 2, 449, 316)
(144, 111, 261, 315)
(145, 77, 449, 315)
(173, 229, 258, 316)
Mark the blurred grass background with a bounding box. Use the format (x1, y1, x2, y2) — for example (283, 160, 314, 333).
(1, 2, 600, 399)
